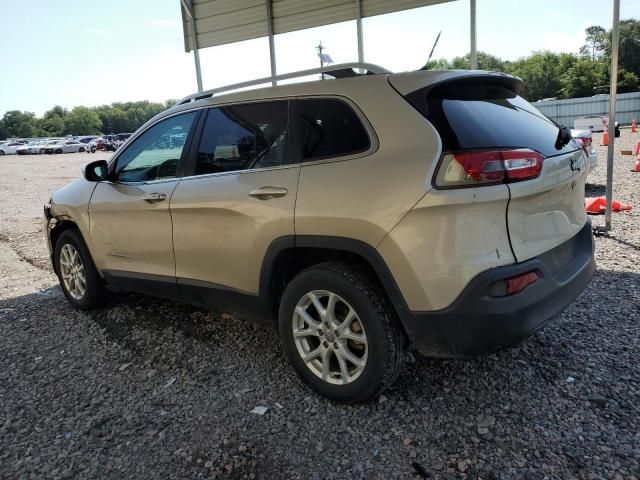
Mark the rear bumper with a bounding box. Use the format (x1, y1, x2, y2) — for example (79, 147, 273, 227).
(404, 219, 595, 357)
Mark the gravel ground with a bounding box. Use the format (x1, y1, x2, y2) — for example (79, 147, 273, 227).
(0, 134, 639, 480)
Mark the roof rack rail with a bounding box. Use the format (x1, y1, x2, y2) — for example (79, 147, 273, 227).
(177, 62, 390, 105)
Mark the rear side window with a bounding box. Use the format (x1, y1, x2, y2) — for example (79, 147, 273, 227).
(298, 98, 370, 161)
(195, 101, 288, 175)
(407, 80, 578, 158)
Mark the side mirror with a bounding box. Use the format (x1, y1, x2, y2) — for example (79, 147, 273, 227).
(84, 160, 109, 182)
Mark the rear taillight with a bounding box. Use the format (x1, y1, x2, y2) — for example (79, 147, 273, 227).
(434, 149, 544, 188)
(576, 137, 592, 156)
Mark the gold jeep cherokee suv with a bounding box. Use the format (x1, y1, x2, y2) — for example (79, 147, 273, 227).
(45, 64, 595, 403)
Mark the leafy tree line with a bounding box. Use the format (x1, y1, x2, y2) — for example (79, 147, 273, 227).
(0, 100, 176, 140)
(424, 19, 640, 102)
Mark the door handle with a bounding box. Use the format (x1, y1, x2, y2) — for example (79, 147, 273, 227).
(142, 192, 167, 203)
(249, 186, 288, 200)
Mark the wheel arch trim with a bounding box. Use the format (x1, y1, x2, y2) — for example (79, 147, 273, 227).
(259, 235, 412, 327)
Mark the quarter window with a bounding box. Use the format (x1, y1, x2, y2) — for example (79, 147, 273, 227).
(195, 101, 288, 175)
(298, 98, 370, 161)
(116, 112, 197, 182)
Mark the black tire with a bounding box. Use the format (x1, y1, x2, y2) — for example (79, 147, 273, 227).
(54, 148, 62, 154)
(54, 229, 107, 310)
(39, 149, 44, 154)
(79, 147, 85, 152)
(0, 150, 4, 155)
(278, 262, 405, 403)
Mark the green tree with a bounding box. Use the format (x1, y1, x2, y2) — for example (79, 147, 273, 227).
(618, 19, 640, 77)
(0, 119, 8, 140)
(1, 111, 38, 138)
(63, 107, 102, 135)
(39, 105, 67, 136)
(580, 25, 607, 61)
(422, 58, 451, 70)
(450, 51, 505, 71)
(559, 58, 607, 98)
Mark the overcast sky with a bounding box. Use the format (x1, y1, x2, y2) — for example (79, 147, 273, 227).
(1, 0, 639, 116)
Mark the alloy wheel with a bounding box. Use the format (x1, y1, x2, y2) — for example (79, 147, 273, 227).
(59, 244, 86, 300)
(292, 290, 368, 385)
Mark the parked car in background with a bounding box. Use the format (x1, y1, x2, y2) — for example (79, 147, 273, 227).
(17, 142, 40, 155)
(573, 115, 620, 136)
(571, 129, 597, 172)
(44, 140, 66, 154)
(59, 140, 88, 153)
(0, 141, 27, 155)
(45, 66, 595, 402)
(93, 137, 108, 150)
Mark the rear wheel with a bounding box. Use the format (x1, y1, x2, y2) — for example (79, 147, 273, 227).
(79, 147, 85, 152)
(278, 262, 405, 403)
(54, 229, 106, 310)
(54, 148, 62, 154)
(0, 150, 4, 155)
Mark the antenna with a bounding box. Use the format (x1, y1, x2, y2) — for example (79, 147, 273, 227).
(426, 31, 442, 66)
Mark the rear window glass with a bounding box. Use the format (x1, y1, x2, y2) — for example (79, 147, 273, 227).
(410, 81, 578, 158)
(298, 98, 370, 161)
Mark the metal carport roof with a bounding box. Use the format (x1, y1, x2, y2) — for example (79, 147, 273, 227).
(179, 0, 477, 91)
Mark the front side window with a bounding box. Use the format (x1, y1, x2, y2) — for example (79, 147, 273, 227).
(116, 112, 197, 182)
(195, 101, 288, 175)
(298, 98, 370, 161)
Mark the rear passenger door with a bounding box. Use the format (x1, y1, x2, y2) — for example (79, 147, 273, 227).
(170, 100, 298, 303)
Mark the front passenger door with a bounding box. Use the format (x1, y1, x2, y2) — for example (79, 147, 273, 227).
(89, 111, 199, 285)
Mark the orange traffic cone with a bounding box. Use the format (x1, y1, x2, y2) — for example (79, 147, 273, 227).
(585, 197, 632, 214)
(634, 142, 640, 172)
(585, 197, 606, 214)
(632, 118, 638, 133)
(601, 130, 609, 146)
(611, 200, 632, 212)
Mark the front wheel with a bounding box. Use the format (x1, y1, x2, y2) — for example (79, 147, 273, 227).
(54, 148, 62, 154)
(54, 229, 106, 309)
(278, 262, 405, 403)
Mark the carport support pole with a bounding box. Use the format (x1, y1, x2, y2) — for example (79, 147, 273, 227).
(600, 0, 620, 233)
(356, 0, 364, 65)
(469, 0, 477, 69)
(266, 0, 277, 86)
(182, 0, 203, 92)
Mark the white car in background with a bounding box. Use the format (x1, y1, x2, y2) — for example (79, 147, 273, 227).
(59, 140, 88, 153)
(44, 140, 87, 154)
(0, 141, 27, 155)
(17, 140, 48, 155)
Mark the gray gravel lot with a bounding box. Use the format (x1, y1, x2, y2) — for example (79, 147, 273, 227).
(0, 135, 639, 480)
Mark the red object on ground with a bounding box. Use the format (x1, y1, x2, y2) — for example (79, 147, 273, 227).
(601, 130, 609, 146)
(585, 196, 632, 214)
(634, 142, 640, 172)
(632, 118, 638, 133)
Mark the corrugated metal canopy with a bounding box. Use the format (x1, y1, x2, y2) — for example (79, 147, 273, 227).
(181, 0, 456, 51)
